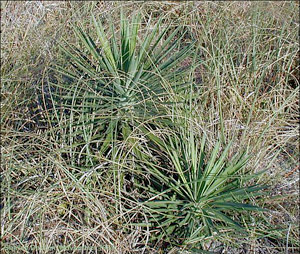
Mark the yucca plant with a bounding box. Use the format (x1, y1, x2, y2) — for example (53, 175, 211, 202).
(135, 126, 267, 249)
(50, 12, 196, 158)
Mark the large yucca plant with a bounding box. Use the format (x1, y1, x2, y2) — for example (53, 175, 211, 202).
(135, 126, 267, 249)
(50, 13, 195, 158)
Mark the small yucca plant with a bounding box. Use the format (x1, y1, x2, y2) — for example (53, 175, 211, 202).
(51, 13, 195, 157)
(135, 126, 267, 249)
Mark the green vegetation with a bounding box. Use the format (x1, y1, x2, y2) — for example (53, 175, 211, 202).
(51, 12, 195, 164)
(138, 125, 267, 248)
(1, 2, 299, 253)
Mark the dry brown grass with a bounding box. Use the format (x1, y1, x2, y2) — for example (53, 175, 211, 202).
(1, 1, 299, 253)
